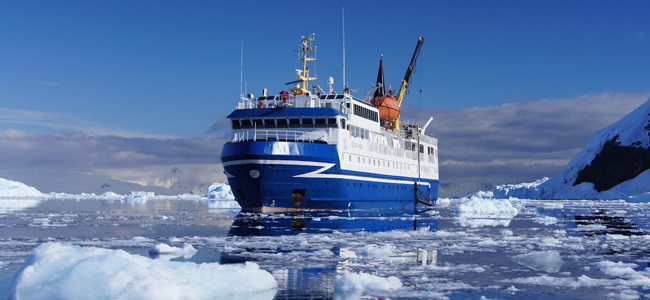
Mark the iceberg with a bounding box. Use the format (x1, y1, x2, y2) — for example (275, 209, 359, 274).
(205, 181, 235, 199)
(10, 243, 278, 300)
(0, 178, 44, 197)
(148, 243, 198, 260)
(453, 196, 519, 218)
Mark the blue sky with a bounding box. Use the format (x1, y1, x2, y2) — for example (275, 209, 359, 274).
(0, 1, 649, 196)
(2, 0, 648, 138)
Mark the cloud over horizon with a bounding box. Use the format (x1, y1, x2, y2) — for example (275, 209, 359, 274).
(399, 92, 650, 196)
(0, 92, 648, 197)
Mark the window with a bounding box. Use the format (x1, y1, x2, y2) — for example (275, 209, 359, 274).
(276, 119, 288, 128)
(289, 118, 301, 128)
(336, 95, 344, 99)
(253, 119, 263, 127)
(327, 118, 337, 128)
(327, 95, 336, 100)
(263, 119, 275, 128)
(341, 119, 346, 129)
(231, 120, 241, 129)
(314, 118, 326, 128)
(302, 118, 314, 128)
(241, 119, 252, 129)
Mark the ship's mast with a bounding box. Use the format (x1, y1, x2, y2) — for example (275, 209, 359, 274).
(289, 34, 317, 95)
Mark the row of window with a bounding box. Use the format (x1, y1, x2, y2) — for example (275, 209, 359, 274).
(349, 125, 370, 140)
(404, 141, 437, 156)
(346, 154, 413, 171)
(353, 104, 379, 122)
(232, 118, 345, 129)
(344, 154, 437, 176)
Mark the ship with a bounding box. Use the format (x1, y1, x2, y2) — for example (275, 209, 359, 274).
(220, 34, 439, 212)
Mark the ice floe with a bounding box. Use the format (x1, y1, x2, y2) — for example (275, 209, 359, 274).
(148, 243, 198, 260)
(10, 243, 278, 300)
(0, 178, 44, 197)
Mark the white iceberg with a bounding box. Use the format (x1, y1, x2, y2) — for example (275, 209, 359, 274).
(0, 178, 44, 197)
(149, 243, 198, 260)
(453, 197, 519, 218)
(10, 243, 278, 299)
(205, 181, 235, 199)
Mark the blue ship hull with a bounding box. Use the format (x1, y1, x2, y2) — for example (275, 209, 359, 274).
(221, 141, 439, 212)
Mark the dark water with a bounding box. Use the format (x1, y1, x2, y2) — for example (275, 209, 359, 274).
(1, 198, 650, 299)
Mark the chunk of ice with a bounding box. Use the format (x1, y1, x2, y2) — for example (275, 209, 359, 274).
(10, 243, 278, 299)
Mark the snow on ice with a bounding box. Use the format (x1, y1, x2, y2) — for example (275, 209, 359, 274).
(0, 177, 240, 208)
(10, 243, 278, 300)
(0, 178, 44, 197)
(148, 243, 198, 260)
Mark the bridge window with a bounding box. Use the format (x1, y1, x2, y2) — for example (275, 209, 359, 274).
(253, 119, 263, 127)
(289, 118, 300, 128)
(302, 118, 314, 128)
(264, 119, 275, 128)
(276, 119, 288, 128)
(315, 118, 326, 128)
(326, 95, 336, 100)
(327, 118, 337, 128)
(341, 118, 346, 129)
(231, 120, 241, 129)
(241, 119, 252, 129)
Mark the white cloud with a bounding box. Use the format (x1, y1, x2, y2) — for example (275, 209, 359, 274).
(0, 107, 178, 139)
(400, 92, 650, 197)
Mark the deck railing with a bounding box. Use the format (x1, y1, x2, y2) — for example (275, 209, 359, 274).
(232, 130, 328, 143)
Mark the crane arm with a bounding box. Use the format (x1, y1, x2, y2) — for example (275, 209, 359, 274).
(390, 37, 424, 130)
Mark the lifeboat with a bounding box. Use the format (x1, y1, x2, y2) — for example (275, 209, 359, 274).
(371, 91, 400, 122)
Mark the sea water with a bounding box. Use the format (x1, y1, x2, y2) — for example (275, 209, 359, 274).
(1, 197, 650, 299)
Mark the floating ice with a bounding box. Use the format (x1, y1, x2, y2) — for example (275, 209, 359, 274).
(10, 243, 278, 299)
(492, 178, 549, 200)
(149, 243, 198, 260)
(511, 250, 565, 273)
(205, 181, 235, 199)
(334, 272, 402, 292)
(124, 191, 155, 204)
(453, 197, 518, 218)
(355, 244, 393, 260)
(0, 178, 44, 197)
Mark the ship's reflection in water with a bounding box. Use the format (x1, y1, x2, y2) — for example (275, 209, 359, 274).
(223, 208, 439, 300)
(228, 207, 438, 237)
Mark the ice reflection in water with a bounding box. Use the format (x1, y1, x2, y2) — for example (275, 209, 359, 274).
(1, 198, 650, 299)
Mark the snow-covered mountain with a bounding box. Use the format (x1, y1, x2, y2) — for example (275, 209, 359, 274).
(149, 167, 214, 195)
(475, 98, 650, 201)
(537, 97, 650, 199)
